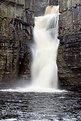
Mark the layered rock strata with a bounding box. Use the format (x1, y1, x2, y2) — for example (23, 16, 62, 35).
(0, 0, 34, 87)
(58, 0, 81, 91)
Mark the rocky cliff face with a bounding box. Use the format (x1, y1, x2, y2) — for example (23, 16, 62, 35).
(0, 0, 34, 87)
(26, 0, 58, 16)
(58, 0, 81, 91)
(0, 0, 25, 18)
(29, 0, 49, 16)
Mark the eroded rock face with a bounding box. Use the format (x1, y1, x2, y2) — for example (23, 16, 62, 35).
(26, 0, 58, 16)
(30, 0, 49, 16)
(0, 18, 20, 86)
(0, 0, 34, 87)
(58, 0, 81, 91)
(0, 0, 25, 18)
(18, 10, 34, 81)
(49, 0, 58, 5)
(0, 17, 34, 86)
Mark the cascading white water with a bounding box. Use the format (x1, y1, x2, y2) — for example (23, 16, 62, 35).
(30, 13, 60, 90)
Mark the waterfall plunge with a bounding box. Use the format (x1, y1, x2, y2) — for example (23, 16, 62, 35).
(30, 13, 60, 91)
(0, 9, 61, 92)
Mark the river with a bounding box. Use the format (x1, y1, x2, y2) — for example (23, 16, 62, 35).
(0, 91, 81, 121)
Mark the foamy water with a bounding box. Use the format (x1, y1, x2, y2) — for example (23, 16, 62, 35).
(0, 87, 66, 93)
(0, 119, 17, 121)
(31, 14, 59, 90)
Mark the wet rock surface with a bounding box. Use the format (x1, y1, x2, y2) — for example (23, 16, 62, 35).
(0, 91, 81, 121)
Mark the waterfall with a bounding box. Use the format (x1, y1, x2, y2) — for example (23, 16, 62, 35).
(30, 8, 60, 90)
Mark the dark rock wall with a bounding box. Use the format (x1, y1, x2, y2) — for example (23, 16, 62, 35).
(49, 0, 58, 5)
(58, 0, 81, 90)
(30, 0, 49, 16)
(18, 10, 34, 81)
(0, 0, 25, 18)
(0, 18, 20, 86)
(0, 0, 34, 87)
(25, 0, 58, 16)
